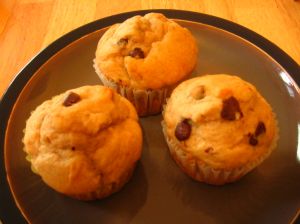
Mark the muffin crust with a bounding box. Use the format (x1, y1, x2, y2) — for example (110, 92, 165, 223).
(23, 86, 142, 199)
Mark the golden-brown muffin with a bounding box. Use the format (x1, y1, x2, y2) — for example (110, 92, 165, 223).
(23, 85, 142, 200)
(94, 13, 198, 116)
(162, 74, 278, 185)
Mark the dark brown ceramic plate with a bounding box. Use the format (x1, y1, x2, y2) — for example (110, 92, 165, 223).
(1, 10, 300, 224)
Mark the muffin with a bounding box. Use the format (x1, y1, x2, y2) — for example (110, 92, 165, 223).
(94, 13, 198, 116)
(162, 74, 278, 185)
(23, 85, 142, 200)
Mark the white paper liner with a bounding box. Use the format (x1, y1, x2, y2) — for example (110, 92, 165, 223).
(161, 120, 278, 185)
(93, 59, 171, 116)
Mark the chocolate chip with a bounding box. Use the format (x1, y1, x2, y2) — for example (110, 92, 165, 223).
(191, 85, 205, 100)
(63, 92, 81, 107)
(255, 121, 266, 137)
(128, 48, 145, 59)
(175, 119, 191, 141)
(248, 134, 258, 146)
(71, 146, 76, 151)
(204, 147, 214, 153)
(117, 38, 128, 47)
(221, 96, 243, 121)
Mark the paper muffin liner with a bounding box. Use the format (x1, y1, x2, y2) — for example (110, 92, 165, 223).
(93, 59, 171, 117)
(161, 119, 279, 185)
(25, 158, 136, 201)
(68, 163, 136, 200)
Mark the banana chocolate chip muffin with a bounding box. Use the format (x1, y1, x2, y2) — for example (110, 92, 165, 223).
(23, 86, 142, 200)
(94, 13, 198, 116)
(162, 74, 278, 185)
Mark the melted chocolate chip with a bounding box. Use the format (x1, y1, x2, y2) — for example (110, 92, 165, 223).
(128, 48, 145, 59)
(63, 92, 81, 107)
(71, 146, 76, 151)
(248, 134, 258, 146)
(255, 121, 266, 137)
(221, 96, 243, 121)
(175, 119, 191, 141)
(117, 38, 128, 47)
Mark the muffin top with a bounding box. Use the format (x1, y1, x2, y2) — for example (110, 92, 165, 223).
(95, 13, 198, 90)
(163, 74, 278, 170)
(23, 85, 142, 196)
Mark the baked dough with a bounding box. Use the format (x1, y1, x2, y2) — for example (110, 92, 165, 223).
(23, 85, 142, 200)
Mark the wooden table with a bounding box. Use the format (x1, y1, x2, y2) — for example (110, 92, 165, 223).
(0, 0, 300, 98)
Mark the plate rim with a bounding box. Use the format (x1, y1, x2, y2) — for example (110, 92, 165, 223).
(0, 9, 299, 224)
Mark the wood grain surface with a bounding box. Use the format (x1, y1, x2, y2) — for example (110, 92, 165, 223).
(0, 0, 299, 98)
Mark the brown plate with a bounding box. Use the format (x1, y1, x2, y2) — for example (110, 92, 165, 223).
(1, 10, 300, 224)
